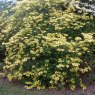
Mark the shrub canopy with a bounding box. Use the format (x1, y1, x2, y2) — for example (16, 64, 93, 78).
(0, 0, 95, 90)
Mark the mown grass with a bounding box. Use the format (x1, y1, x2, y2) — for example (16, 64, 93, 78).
(0, 77, 95, 95)
(0, 85, 76, 95)
(0, 84, 42, 95)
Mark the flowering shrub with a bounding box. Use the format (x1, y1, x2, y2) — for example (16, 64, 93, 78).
(0, 0, 95, 90)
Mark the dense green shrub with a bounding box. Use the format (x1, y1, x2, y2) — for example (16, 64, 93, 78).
(0, 10, 6, 71)
(0, 0, 15, 70)
(0, 0, 95, 90)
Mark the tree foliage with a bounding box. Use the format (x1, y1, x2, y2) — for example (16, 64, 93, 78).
(0, 0, 15, 70)
(0, 0, 95, 90)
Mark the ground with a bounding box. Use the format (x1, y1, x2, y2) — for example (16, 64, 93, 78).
(0, 76, 95, 95)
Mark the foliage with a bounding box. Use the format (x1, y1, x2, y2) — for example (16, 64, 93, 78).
(0, 0, 95, 90)
(0, 0, 15, 70)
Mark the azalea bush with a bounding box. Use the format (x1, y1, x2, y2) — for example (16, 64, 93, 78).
(0, 0, 95, 90)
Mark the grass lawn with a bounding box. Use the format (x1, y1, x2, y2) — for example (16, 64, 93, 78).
(0, 76, 95, 95)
